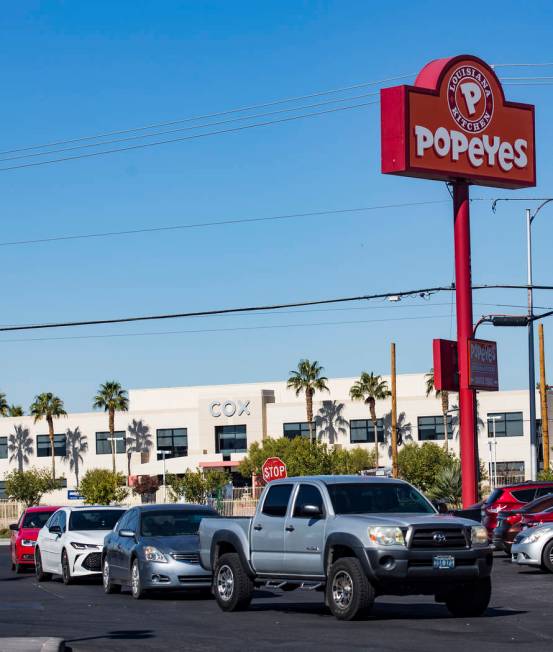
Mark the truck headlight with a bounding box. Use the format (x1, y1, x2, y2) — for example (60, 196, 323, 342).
(368, 526, 405, 546)
(471, 525, 488, 546)
(143, 546, 168, 563)
(522, 529, 550, 544)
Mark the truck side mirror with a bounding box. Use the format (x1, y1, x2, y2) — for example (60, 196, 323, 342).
(301, 504, 323, 517)
(433, 501, 449, 514)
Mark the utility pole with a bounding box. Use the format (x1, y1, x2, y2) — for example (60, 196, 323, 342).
(526, 208, 538, 479)
(391, 342, 398, 478)
(539, 323, 550, 471)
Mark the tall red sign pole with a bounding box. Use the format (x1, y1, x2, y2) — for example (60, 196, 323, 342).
(453, 181, 478, 505)
(380, 55, 536, 507)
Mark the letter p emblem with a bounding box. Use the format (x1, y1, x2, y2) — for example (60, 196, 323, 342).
(459, 82, 482, 116)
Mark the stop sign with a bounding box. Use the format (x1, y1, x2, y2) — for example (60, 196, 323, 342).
(261, 457, 287, 483)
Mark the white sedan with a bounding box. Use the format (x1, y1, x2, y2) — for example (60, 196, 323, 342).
(35, 506, 126, 584)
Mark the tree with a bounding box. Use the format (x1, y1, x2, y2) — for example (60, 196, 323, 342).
(93, 381, 129, 474)
(349, 372, 391, 468)
(287, 359, 329, 442)
(4, 468, 59, 507)
(8, 405, 24, 417)
(166, 469, 229, 504)
(0, 393, 8, 416)
(63, 427, 88, 488)
(425, 368, 452, 453)
(126, 419, 153, 477)
(30, 392, 67, 478)
(79, 469, 128, 505)
(397, 442, 454, 493)
(131, 475, 160, 503)
(8, 425, 33, 472)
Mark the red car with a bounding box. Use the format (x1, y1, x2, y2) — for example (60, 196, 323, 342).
(482, 481, 553, 538)
(520, 508, 553, 529)
(9, 506, 60, 573)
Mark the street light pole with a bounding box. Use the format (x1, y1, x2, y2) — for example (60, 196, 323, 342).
(526, 208, 538, 480)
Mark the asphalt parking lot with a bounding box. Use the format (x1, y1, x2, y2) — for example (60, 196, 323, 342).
(0, 546, 551, 652)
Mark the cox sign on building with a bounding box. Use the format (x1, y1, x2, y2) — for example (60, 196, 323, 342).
(381, 55, 535, 188)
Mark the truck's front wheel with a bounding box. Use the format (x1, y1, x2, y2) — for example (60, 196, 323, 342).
(213, 553, 253, 612)
(326, 557, 374, 621)
(445, 577, 491, 617)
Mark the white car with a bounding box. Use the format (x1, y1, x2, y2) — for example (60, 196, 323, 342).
(35, 506, 126, 584)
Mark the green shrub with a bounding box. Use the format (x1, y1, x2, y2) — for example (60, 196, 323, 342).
(79, 469, 128, 505)
(166, 469, 229, 504)
(4, 468, 60, 507)
(397, 442, 455, 493)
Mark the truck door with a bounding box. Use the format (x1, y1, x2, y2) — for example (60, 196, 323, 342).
(284, 483, 326, 576)
(251, 483, 294, 574)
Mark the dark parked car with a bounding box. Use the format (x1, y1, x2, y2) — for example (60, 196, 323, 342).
(482, 481, 553, 538)
(492, 493, 553, 553)
(102, 504, 219, 599)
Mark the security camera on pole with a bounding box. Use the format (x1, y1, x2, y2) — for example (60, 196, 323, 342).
(381, 55, 536, 507)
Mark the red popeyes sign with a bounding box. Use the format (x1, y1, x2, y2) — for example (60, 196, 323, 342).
(468, 339, 499, 391)
(261, 457, 287, 483)
(381, 55, 535, 188)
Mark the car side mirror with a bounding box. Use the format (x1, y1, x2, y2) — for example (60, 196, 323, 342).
(119, 529, 136, 539)
(301, 504, 323, 517)
(9, 523, 18, 532)
(433, 501, 449, 514)
(49, 525, 62, 534)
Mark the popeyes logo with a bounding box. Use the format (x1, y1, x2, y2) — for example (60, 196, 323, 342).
(381, 55, 535, 188)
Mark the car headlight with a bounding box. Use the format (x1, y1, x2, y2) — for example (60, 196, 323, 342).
(21, 539, 36, 547)
(368, 526, 405, 546)
(70, 542, 99, 550)
(471, 525, 488, 546)
(143, 546, 168, 563)
(522, 529, 550, 544)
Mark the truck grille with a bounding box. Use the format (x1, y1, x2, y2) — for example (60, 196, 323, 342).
(171, 552, 200, 564)
(82, 552, 102, 571)
(410, 527, 468, 549)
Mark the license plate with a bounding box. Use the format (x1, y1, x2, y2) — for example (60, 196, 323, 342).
(433, 555, 455, 569)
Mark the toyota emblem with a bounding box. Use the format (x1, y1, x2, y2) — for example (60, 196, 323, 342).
(433, 531, 447, 545)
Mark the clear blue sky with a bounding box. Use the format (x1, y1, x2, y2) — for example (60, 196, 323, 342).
(1, 1, 553, 412)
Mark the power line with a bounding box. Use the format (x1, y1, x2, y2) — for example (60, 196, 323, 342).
(1, 284, 552, 334)
(0, 73, 414, 157)
(0, 199, 449, 248)
(0, 100, 378, 173)
(492, 62, 553, 68)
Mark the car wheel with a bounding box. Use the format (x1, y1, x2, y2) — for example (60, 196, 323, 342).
(445, 577, 491, 617)
(131, 559, 147, 599)
(213, 553, 253, 612)
(103, 557, 121, 594)
(326, 557, 374, 621)
(541, 540, 553, 573)
(61, 549, 74, 585)
(35, 548, 52, 582)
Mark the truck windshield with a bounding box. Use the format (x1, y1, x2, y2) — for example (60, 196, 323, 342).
(326, 482, 435, 514)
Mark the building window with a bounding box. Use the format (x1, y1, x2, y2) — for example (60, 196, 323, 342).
(487, 412, 523, 437)
(96, 431, 126, 455)
(283, 422, 315, 439)
(156, 428, 188, 459)
(0, 481, 6, 499)
(37, 434, 66, 458)
(0, 437, 7, 459)
(349, 419, 384, 444)
(417, 415, 453, 441)
(215, 425, 247, 455)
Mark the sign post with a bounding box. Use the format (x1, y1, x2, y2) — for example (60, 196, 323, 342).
(381, 55, 536, 506)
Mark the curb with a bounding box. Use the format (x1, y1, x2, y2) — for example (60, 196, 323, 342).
(0, 638, 64, 652)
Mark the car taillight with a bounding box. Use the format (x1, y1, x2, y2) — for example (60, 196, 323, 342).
(506, 515, 519, 525)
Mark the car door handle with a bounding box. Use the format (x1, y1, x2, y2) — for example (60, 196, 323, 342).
(253, 524, 263, 531)
(285, 525, 295, 532)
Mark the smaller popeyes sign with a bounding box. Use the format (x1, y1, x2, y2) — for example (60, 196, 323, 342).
(381, 55, 535, 188)
(468, 339, 499, 391)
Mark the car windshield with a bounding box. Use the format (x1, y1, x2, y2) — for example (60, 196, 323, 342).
(326, 482, 435, 515)
(22, 511, 56, 529)
(141, 510, 218, 537)
(69, 509, 126, 531)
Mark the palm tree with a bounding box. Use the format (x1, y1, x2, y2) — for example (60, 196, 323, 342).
(287, 360, 329, 442)
(30, 392, 67, 478)
(93, 381, 129, 473)
(425, 368, 452, 453)
(126, 419, 153, 477)
(63, 427, 88, 488)
(0, 393, 8, 416)
(8, 405, 24, 417)
(8, 425, 33, 471)
(350, 372, 391, 468)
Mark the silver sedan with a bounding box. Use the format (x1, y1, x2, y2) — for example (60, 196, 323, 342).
(511, 523, 553, 572)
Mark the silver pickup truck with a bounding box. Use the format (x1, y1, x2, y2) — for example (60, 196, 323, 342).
(199, 475, 493, 620)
